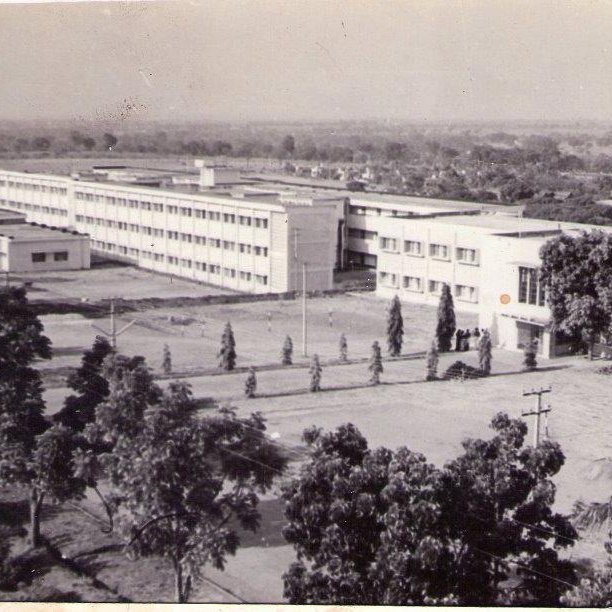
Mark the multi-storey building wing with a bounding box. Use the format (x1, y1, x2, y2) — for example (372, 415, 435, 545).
(0, 168, 341, 294)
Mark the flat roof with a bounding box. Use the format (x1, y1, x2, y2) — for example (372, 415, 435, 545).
(0, 223, 87, 242)
(420, 213, 612, 235)
(0, 208, 26, 222)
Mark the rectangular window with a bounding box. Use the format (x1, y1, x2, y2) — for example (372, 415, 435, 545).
(518, 266, 545, 306)
(455, 284, 478, 303)
(404, 240, 423, 256)
(429, 243, 450, 260)
(402, 276, 422, 292)
(378, 271, 398, 288)
(428, 280, 443, 295)
(53, 251, 68, 262)
(31, 252, 46, 263)
(456, 247, 479, 265)
(379, 237, 398, 252)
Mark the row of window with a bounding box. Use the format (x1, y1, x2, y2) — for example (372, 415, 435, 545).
(90, 240, 268, 284)
(1, 180, 67, 195)
(74, 192, 269, 227)
(378, 272, 478, 303)
(1, 200, 68, 217)
(76, 215, 269, 254)
(379, 237, 479, 264)
(31, 251, 69, 263)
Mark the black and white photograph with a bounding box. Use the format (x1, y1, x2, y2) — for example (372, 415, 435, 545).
(1, 0, 612, 606)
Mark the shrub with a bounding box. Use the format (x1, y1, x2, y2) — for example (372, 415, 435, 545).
(443, 360, 482, 381)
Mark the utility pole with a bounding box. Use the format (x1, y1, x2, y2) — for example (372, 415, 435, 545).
(294, 227, 308, 357)
(91, 298, 135, 349)
(522, 387, 552, 447)
(302, 262, 308, 357)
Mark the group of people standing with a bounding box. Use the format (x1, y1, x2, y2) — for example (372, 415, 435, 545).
(455, 327, 485, 351)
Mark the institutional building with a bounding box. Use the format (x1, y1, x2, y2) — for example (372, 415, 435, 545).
(0, 208, 90, 273)
(0, 163, 607, 357)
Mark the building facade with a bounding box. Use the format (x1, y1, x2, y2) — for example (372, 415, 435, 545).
(0, 169, 340, 294)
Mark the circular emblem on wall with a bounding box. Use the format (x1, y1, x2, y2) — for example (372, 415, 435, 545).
(500, 293, 511, 305)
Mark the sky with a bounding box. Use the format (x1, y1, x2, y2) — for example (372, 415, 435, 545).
(1, 0, 612, 125)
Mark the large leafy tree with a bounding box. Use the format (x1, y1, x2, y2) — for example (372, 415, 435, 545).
(54, 335, 113, 431)
(539, 230, 612, 358)
(73, 352, 162, 526)
(282, 415, 576, 605)
(386, 295, 404, 356)
(87, 353, 160, 448)
(107, 382, 287, 602)
(0, 287, 86, 546)
(436, 284, 456, 352)
(441, 413, 576, 605)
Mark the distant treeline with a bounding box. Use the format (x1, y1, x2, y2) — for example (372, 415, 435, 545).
(4, 123, 612, 223)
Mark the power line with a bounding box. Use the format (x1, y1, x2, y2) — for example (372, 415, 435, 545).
(467, 510, 577, 544)
(471, 545, 578, 589)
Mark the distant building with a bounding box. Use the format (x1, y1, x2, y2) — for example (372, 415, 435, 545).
(0, 209, 90, 273)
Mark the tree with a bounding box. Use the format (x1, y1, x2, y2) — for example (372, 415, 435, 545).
(162, 343, 172, 375)
(441, 413, 576, 606)
(436, 284, 456, 352)
(0, 287, 53, 546)
(28, 425, 87, 546)
(478, 330, 492, 375)
(108, 382, 286, 602)
(282, 336, 293, 366)
(103, 132, 118, 150)
(368, 341, 383, 385)
(539, 231, 612, 359)
(244, 368, 257, 398)
(562, 564, 612, 607)
(309, 355, 322, 392)
(218, 322, 236, 370)
(81, 136, 96, 151)
(425, 340, 439, 380)
(54, 335, 113, 431)
(281, 135, 296, 157)
(282, 415, 577, 605)
(84, 353, 161, 450)
(523, 340, 538, 371)
(339, 333, 348, 362)
(386, 295, 404, 357)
